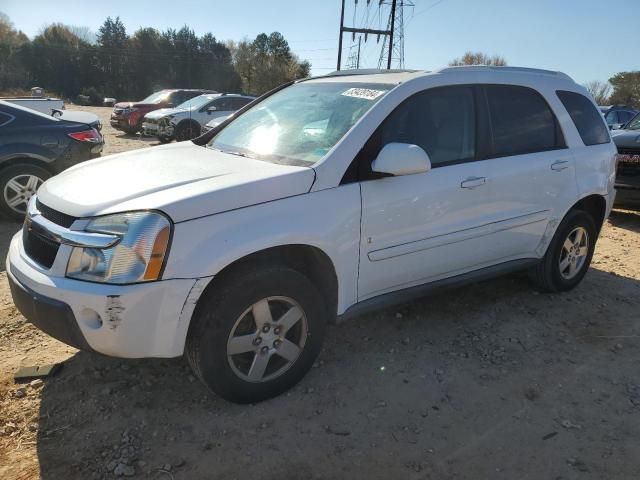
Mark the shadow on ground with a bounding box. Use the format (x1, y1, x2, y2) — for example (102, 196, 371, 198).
(33, 266, 640, 479)
(0, 220, 21, 273)
(608, 208, 640, 233)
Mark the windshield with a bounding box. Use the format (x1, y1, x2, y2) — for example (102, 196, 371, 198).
(208, 82, 392, 166)
(625, 112, 640, 130)
(142, 90, 171, 104)
(177, 94, 218, 110)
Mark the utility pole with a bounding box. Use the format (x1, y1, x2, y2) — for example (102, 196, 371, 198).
(337, 0, 395, 70)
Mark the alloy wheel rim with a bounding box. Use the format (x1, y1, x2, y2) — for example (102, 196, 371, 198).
(3, 174, 42, 215)
(559, 226, 589, 280)
(226, 296, 308, 383)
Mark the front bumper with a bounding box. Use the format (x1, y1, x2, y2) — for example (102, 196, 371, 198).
(7, 231, 208, 358)
(142, 121, 174, 138)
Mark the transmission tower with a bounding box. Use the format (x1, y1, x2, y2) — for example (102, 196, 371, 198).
(345, 36, 362, 69)
(337, 0, 394, 70)
(378, 0, 413, 69)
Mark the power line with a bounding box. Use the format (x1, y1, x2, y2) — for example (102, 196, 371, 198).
(411, 0, 449, 19)
(337, 0, 396, 71)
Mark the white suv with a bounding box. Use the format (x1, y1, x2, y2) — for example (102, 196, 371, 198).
(142, 93, 255, 142)
(8, 67, 617, 403)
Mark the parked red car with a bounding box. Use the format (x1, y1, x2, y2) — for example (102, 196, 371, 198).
(110, 89, 215, 134)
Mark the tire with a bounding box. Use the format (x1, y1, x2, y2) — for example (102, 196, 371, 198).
(175, 122, 200, 142)
(158, 135, 172, 144)
(186, 264, 327, 403)
(532, 209, 598, 292)
(0, 164, 51, 221)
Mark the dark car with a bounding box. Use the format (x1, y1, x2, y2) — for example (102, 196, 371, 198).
(612, 112, 640, 207)
(0, 100, 104, 219)
(602, 105, 638, 130)
(110, 89, 215, 134)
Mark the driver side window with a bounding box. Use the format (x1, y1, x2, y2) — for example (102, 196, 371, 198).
(379, 86, 476, 167)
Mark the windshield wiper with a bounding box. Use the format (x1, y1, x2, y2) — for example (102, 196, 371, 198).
(211, 146, 250, 158)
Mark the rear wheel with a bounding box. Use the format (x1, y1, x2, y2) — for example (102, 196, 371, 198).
(186, 264, 327, 403)
(0, 164, 50, 221)
(532, 209, 597, 292)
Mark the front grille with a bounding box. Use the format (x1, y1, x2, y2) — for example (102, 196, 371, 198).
(36, 199, 77, 228)
(22, 200, 78, 269)
(23, 226, 59, 269)
(617, 147, 640, 156)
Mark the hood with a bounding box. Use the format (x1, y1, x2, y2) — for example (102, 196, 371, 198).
(144, 107, 189, 120)
(611, 129, 640, 148)
(114, 101, 162, 109)
(37, 142, 315, 223)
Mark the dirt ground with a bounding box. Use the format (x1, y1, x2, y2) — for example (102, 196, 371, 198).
(1, 106, 640, 479)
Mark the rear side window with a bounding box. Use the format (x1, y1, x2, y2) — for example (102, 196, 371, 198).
(618, 111, 634, 125)
(486, 85, 565, 157)
(557, 90, 610, 146)
(378, 85, 476, 167)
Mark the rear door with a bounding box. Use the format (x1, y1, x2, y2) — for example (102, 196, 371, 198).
(482, 85, 577, 259)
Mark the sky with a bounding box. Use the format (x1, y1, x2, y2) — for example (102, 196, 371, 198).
(1, 0, 637, 84)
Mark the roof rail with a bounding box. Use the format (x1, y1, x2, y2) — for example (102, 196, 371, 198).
(322, 68, 421, 78)
(435, 65, 574, 82)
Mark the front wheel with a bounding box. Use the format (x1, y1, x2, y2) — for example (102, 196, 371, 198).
(186, 265, 327, 403)
(532, 209, 598, 292)
(175, 122, 200, 142)
(0, 164, 50, 220)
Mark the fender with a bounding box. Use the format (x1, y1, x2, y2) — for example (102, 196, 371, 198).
(165, 184, 362, 314)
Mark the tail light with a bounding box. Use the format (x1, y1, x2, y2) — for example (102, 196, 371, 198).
(68, 129, 101, 143)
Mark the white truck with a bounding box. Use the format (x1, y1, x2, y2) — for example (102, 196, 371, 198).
(1, 87, 64, 115)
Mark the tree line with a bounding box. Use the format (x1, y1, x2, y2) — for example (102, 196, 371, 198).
(0, 13, 311, 102)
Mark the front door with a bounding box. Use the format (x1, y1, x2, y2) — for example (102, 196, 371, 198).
(358, 86, 502, 301)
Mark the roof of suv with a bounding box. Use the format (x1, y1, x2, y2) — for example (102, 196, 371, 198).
(308, 66, 575, 85)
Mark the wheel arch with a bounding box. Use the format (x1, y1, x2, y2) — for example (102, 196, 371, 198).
(0, 155, 56, 174)
(537, 193, 608, 258)
(193, 243, 339, 320)
(571, 193, 607, 233)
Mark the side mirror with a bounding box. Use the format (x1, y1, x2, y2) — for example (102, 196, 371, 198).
(207, 106, 217, 114)
(371, 143, 432, 176)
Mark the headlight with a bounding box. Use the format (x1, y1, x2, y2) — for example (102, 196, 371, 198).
(66, 211, 171, 284)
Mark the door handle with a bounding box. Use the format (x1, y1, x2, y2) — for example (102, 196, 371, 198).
(551, 160, 570, 171)
(460, 176, 486, 189)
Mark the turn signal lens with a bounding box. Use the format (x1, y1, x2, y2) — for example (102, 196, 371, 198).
(68, 129, 101, 143)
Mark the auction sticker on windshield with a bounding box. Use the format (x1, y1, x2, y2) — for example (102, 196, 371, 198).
(341, 88, 386, 100)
